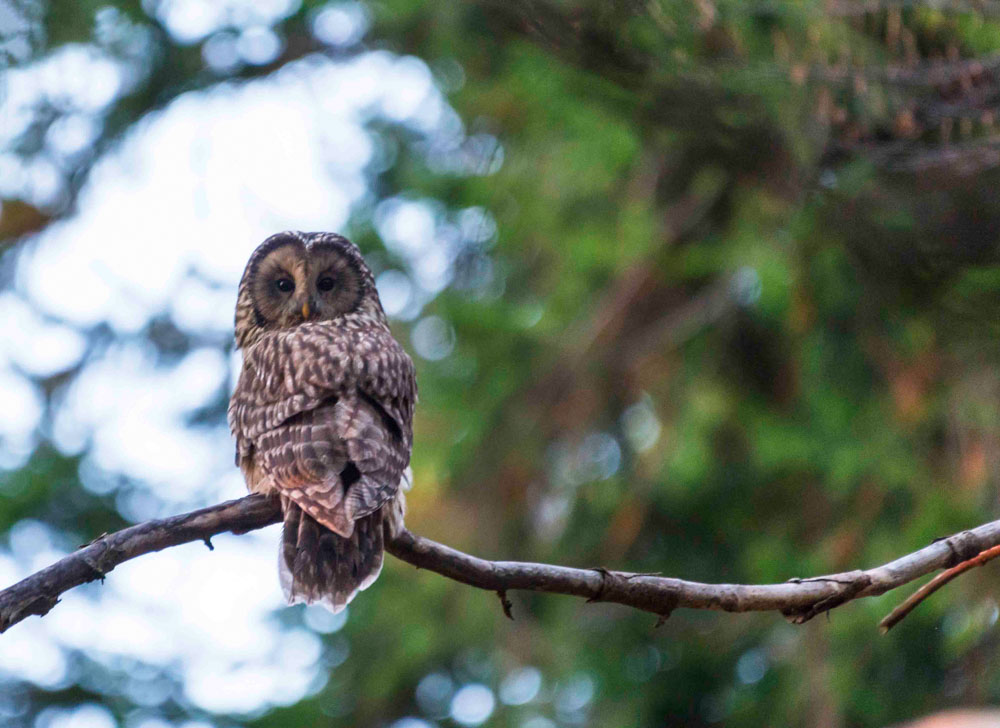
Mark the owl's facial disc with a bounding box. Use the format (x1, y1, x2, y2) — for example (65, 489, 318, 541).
(235, 231, 385, 348)
(250, 241, 314, 329)
(306, 243, 365, 319)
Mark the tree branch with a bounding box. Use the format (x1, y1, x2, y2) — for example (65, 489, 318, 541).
(2, 494, 998, 634)
(879, 543, 1000, 633)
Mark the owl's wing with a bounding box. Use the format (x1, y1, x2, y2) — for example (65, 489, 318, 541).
(228, 322, 416, 537)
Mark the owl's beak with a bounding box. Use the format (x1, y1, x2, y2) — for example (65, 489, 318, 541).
(301, 300, 311, 320)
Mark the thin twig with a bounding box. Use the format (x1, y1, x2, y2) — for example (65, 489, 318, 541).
(1, 495, 999, 633)
(879, 543, 1000, 633)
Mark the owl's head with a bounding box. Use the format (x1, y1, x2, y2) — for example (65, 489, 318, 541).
(234, 231, 384, 348)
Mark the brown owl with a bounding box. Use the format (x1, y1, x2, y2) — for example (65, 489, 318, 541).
(228, 231, 416, 612)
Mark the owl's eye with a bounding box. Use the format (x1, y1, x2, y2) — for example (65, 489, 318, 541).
(317, 276, 335, 292)
(274, 278, 294, 293)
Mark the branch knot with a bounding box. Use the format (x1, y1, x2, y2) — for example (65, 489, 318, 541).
(587, 566, 617, 603)
(781, 572, 872, 624)
(944, 530, 986, 567)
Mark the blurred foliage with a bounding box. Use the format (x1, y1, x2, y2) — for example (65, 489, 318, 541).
(7, 1, 1000, 727)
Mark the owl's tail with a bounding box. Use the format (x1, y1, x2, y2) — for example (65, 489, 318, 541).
(278, 496, 394, 613)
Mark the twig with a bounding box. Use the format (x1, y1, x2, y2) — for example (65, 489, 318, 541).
(496, 590, 514, 620)
(879, 543, 1000, 633)
(2, 495, 1000, 634)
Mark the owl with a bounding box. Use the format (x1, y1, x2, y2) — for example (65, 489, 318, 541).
(228, 231, 416, 612)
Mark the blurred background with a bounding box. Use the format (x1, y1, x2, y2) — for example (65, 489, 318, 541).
(4, 1, 1000, 727)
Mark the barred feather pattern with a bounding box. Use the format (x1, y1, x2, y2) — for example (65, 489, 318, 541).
(229, 232, 416, 612)
(279, 497, 389, 613)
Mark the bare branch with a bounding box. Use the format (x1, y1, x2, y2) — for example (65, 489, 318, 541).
(879, 543, 1000, 633)
(2, 494, 999, 634)
(0, 496, 281, 633)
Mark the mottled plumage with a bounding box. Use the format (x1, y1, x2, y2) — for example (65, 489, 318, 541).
(228, 231, 416, 612)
